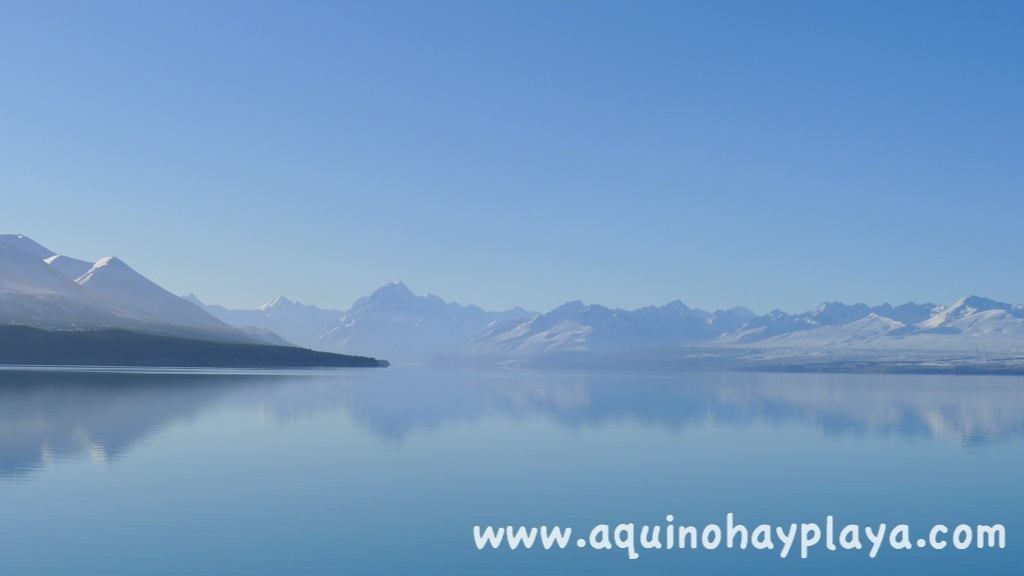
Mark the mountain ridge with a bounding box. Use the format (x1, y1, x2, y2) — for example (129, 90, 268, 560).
(444, 293, 1024, 370)
(0, 235, 285, 346)
(6, 234, 1021, 373)
(193, 281, 1024, 372)
(0, 234, 386, 368)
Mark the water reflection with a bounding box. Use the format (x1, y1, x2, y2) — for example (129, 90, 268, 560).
(341, 370, 1024, 447)
(0, 369, 239, 477)
(2, 367, 1023, 478)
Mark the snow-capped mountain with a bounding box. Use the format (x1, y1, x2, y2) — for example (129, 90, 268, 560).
(44, 254, 95, 281)
(188, 295, 341, 346)
(0, 234, 282, 344)
(308, 282, 534, 363)
(0, 241, 123, 327)
(918, 296, 1020, 331)
(721, 301, 939, 343)
(458, 300, 748, 360)
(727, 296, 1024, 351)
(16, 226, 1012, 372)
(196, 274, 1024, 371)
(75, 256, 227, 329)
(447, 294, 1024, 369)
(0, 234, 56, 260)
(190, 282, 535, 363)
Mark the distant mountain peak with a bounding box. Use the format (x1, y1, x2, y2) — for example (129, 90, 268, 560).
(662, 300, 692, 313)
(918, 295, 1014, 330)
(813, 301, 868, 312)
(0, 234, 56, 260)
(182, 293, 205, 306)
(952, 295, 1005, 311)
(43, 254, 94, 281)
(366, 281, 418, 302)
(258, 296, 295, 311)
(555, 300, 587, 312)
(77, 256, 134, 286)
(725, 306, 756, 319)
(92, 255, 126, 269)
(813, 302, 838, 313)
(942, 295, 1011, 318)
(0, 234, 291, 345)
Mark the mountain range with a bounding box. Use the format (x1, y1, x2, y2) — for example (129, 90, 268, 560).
(3, 234, 1023, 373)
(442, 295, 1024, 372)
(0, 234, 382, 367)
(0, 234, 282, 344)
(189, 281, 534, 363)
(194, 290, 1024, 373)
(190, 279, 1024, 373)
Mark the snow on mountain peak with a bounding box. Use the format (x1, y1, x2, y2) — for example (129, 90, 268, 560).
(72, 254, 228, 329)
(952, 295, 1006, 312)
(920, 295, 1014, 329)
(92, 256, 126, 269)
(0, 234, 56, 260)
(0, 243, 85, 297)
(43, 254, 94, 281)
(803, 302, 872, 328)
(76, 257, 131, 286)
(0, 234, 299, 345)
(258, 296, 295, 311)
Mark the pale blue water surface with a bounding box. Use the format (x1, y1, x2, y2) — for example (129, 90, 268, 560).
(0, 366, 1021, 575)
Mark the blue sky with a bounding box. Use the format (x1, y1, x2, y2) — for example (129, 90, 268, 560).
(2, 1, 1021, 314)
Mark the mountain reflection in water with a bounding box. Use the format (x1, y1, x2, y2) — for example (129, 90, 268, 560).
(2, 367, 1022, 478)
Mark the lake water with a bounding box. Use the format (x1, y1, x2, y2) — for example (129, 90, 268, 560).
(1, 366, 1021, 575)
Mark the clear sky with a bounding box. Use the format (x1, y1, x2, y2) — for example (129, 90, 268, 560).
(1, 1, 1021, 314)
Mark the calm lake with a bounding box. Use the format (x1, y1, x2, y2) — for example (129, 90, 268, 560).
(0, 366, 1021, 575)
